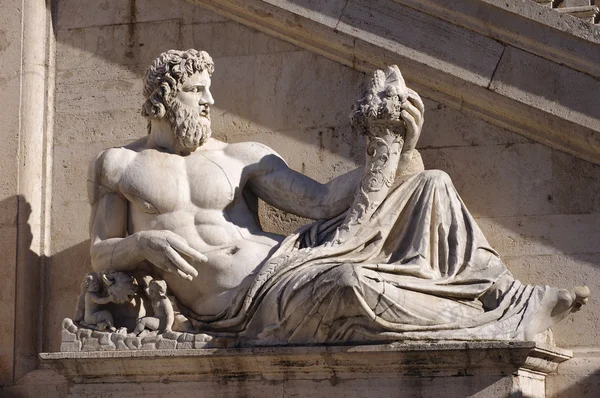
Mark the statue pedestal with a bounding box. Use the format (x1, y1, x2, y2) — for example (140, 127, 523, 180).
(40, 341, 570, 397)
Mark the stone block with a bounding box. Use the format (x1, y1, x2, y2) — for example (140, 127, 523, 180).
(177, 333, 194, 343)
(53, 108, 146, 146)
(56, 19, 181, 74)
(56, 26, 136, 72)
(76, 328, 92, 340)
(209, 51, 363, 132)
(81, 337, 100, 351)
(134, 0, 228, 25)
(550, 150, 600, 215)
(338, 0, 504, 88)
(0, 196, 18, 228)
(176, 342, 193, 349)
(478, 214, 600, 258)
(61, 329, 76, 342)
(489, 46, 600, 132)
(162, 330, 181, 341)
(417, 99, 531, 149)
(0, 227, 16, 385)
(98, 333, 111, 345)
(124, 336, 141, 350)
(0, 77, 20, 198)
(547, 351, 600, 397)
(115, 340, 129, 350)
(141, 333, 160, 344)
(99, 341, 116, 351)
(0, 1, 24, 81)
(189, 21, 297, 58)
(111, 332, 126, 343)
(55, 0, 131, 30)
(141, 343, 156, 350)
(43, 240, 91, 353)
(193, 333, 213, 349)
(420, 143, 553, 218)
(60, 341, 82, 352)
(156, 339, 177, 350)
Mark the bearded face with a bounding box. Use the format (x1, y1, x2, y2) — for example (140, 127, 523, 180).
(166, 97, 212, 149)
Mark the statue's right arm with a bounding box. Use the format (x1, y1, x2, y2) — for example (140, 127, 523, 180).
(88, 149, 205, 280)
(88, 292, 114, 305)
(88, 149, 140, 273)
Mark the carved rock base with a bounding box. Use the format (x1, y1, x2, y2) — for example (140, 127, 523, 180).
(60, 318, 232, 352)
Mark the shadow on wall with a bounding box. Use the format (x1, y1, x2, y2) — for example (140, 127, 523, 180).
(42, 238, 91, 353)
(2, 196, 40, 383)
(1, 196, 89, 380)
(547, 370, 600, 397)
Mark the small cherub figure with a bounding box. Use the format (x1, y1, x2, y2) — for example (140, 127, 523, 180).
(133, 279, 174, 335)
(76, 272, 117, 331)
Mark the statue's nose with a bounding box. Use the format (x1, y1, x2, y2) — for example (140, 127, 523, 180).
(200, 88, 214, 106)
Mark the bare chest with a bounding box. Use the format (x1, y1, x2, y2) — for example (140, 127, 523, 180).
(119, 150, 245, 213)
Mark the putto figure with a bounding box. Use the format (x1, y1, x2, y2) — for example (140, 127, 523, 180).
(86, 49, 588, 345)
(74, 272, 117, 332)
(133, 279, 175, 335)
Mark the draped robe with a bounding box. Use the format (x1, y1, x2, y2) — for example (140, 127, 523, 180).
(183, 170, 548, 344)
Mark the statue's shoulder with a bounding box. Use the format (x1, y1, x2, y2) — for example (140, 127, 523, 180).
(87, 138, 145, 202)
(223, 141, 286, 167)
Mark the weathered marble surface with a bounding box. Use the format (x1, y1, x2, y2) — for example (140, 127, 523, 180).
(42, 341, 572, 398)
(62, 49, 589, 350)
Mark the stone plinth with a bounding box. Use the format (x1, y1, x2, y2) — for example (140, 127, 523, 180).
(40, 342, 571, 397)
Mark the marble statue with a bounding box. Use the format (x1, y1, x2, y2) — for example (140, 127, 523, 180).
(78, 49, 588, 347)
(73, 272, 117, 332)
(133, 279, 175, 334)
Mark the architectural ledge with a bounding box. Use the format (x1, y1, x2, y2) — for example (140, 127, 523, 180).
(40, 341, 571, 384)
(190, 0, 600, 164)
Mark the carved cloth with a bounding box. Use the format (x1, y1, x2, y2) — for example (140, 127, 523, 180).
(188, 170, 549, 343)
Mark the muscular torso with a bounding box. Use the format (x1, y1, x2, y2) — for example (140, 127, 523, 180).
(104, 138, 284, 315)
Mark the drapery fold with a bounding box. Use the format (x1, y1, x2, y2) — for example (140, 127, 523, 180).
(183, 170, 547, 344)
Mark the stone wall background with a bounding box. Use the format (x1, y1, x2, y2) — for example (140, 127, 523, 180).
(0, 0, 22, 386)
(35, 0, 600, 394)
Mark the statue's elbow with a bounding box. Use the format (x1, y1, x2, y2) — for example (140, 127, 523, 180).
(89, 243, 106, 272)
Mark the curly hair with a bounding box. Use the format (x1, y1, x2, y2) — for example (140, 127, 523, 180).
(149, 279, 168, 297)
(141, 49, 214, 120)
(81, 272, 99, 291)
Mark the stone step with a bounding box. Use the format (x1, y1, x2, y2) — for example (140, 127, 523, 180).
(555, 5, 600, 23)
(554, 0, 593, 7)
(534, 0, 556, 8)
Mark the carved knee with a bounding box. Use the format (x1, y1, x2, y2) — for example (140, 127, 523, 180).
(420, 170, 452, 187)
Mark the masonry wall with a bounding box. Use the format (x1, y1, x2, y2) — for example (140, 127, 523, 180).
(42, 0, 600, 396)
(0, 0, 22, 386)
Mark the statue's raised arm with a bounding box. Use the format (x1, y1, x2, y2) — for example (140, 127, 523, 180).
(329, 66, 423, 245)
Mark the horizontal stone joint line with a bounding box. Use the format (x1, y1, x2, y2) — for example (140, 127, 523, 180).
(56, 18, 183, 32)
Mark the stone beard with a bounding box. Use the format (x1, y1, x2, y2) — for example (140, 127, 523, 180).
(167, 97, 212, 149)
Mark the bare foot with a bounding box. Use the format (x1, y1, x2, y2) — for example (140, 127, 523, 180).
(524, 285, 590, 340)
(571, 286, 590, 312)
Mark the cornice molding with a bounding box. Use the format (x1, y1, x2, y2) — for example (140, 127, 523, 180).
(41, 341, 572, 383)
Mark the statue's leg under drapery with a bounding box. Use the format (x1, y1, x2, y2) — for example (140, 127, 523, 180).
(208, 170, 585, 344)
